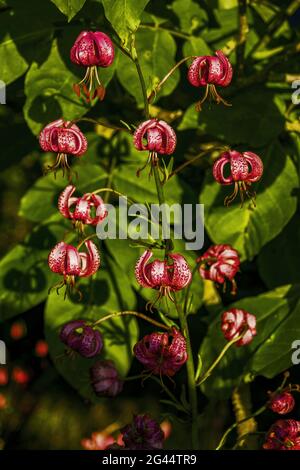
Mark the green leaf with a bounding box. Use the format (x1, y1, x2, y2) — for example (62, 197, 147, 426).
(117, 29, 179, 106)
(51, 0, 87, 21)
(179, 88, 285, 148)
(258, 214, 300, 289)
(102, 0, 149, 44)
(171, 0, 208, 33)
(23, 39, 89, 135)
(0, 0, 58, 84)
(19, 164, 108, 223)
(183, 37, 211, 58)
(0, 217, 67, 321)
(200, 142, 298, 260)
(199, 284, 300, 398)
(218, 0, 238, 9)
(45, 255, 139, 401)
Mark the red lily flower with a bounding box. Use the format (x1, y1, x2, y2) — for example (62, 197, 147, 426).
(39, 119, 87, 177)
(48, 240, 100, 298)
(213, 150, 263, 206)
(197, 244, 240, 294)
(188, 50, 233, 111)
(58, 185, 107, 234)
(135, 250, 192, 307)
(221, 308, 257, 346)
(71, 31, 114, 101)
(133, 119, 176, 176)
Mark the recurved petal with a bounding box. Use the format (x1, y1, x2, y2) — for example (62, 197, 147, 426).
(65, 244, 81, 276)
(215, 50, 233, 86)
(213, 153, 233, 184)
(79, 240, 101, 277)
(74, 197, 92, 223)
(147, 127, 163, 152)
(243, 151, 263, 182)
(133, 119, 156, 151)
(48, 241, 67, 274)
(92, 195, 108, 224)
(168, 253, 192, 290)
(58, 185, 77, 219)
(146, 260, 168, 287)
(187, 56, 208, 87)
(135, 250, 154, 288)
(157, 120, 177, 155)
(229, 151, 249, 181)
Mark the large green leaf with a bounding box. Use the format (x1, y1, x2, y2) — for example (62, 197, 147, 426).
(171, 0, 208, 33)
(179, 88, 285, 147)
(23, 39, 89, 135)
(200, 142, 298, 260)
(183, 37, 211, 58)
(51, 0, 87, 21)
(0, 216, 68, 321)
(45, 255, 138, 401)
(0, 0, 58, 84)
(117, 29, 179, 106)
(102, 0, 149, 44)
(199, 284, 300, 398)
(258, 214, 300, 289)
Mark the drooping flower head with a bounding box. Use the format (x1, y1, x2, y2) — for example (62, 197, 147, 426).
(39, 119, 87, 178)
(135, 250, 192, 308)
(134, 327, 187, 376)
(58, 185, 107, 234)
(121, 415, 165, 450)
(213, 150, 263, 206)
(48, 240, 100, 298)
(90, 360, 123, 397)
(133, 119, 176, 177)
(269, 392, 295, 415)
(70, 31, 114, 101)
(197, 244, 240, 294)
(221, 308, 257, 346)
(263, 419, 300, 450)
(187, 50, 233, 111)
(59, 319, 103, 358)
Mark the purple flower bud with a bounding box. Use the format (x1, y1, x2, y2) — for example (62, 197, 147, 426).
(59, 320, 103, 358)
(121, 414, 164, 450)
(90, 360, 123, 397)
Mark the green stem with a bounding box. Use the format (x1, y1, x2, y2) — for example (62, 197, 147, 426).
(73, 117, 131, 133)
(196, 335, 243, 386)
(216, 405, 266, 450)
(150, 375, 188, 413)
(148, 56, 194, 103)
(132, 54, 150, 119)
(174, 295, 199, 449)
(76, 233, 98, 250)
(236, 0, 249, 76)
(93, 310, 170, 330)
(168, 146, 229, 180)
(92, 187, 135, 205)
(140, 23, 191, 40)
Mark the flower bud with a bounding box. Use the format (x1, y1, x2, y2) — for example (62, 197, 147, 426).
(60, 320, 103, 358)
(90, 360, 123, 397)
